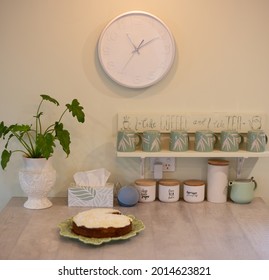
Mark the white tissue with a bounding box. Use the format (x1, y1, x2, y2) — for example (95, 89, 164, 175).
(73, 168, 111, 187)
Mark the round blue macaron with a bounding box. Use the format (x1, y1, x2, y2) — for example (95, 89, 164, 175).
(117, 186, 139, 207)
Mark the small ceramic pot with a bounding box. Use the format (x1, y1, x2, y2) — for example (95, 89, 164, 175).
(183, 180, 205, 203)
(135, 179, 156, 202)
(158, 179, 180, 202)
(229, 177, 257, 204)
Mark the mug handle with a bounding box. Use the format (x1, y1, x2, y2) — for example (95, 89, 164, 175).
(135, 133, 142, 147)
(265, 134, 268, 144)
(213, 133, 218, 144)
(238, 133, 244, 144)
(251, 177, 257, 190)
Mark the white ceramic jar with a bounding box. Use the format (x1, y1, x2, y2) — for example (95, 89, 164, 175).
(135, 179, 156, 202)
(183, 180, 205, 203)
(158, 179, 180, 202)
(207, 159, 229, 203)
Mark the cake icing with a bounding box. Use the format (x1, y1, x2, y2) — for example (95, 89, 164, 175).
(72, 208, 132, 229)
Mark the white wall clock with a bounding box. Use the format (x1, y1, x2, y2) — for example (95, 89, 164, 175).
(98, 11, 176, 88)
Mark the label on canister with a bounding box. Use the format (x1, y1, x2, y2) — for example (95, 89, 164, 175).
(183, 180, 205, 203)
(158, 179, 180, 202)
(135, 179, 156, 202)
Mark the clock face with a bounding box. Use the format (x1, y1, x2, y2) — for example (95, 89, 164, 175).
(98, 11, 176, 88)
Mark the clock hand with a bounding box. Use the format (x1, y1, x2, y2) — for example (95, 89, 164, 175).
(121, 39, 144, 72)
(121, 52, 136, 72)
(126, 33, 138, 52)
(134, 39, 144, 54)
(129, 39, 145, 55)
(132, 37, 159, 53)
(126, 34, 145, 54)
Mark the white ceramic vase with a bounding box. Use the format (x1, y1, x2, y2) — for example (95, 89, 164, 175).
(19, 157, 56, 209)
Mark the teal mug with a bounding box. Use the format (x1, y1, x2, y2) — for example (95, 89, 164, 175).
(220, 130, 243, 152)
(229, 177, 257, 204)
(169, 130, 189, 152)
(195, 130, 217, 152)
(117, 130, 141, 152)
(142, 130, 161, 152)
(246, 130, 268, 152)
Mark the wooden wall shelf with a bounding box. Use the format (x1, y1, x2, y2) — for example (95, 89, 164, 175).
(117, 150, 269, 159)
(117, 150, 269, 179)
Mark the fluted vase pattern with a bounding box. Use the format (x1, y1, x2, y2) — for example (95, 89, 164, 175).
(19, 157, 56, 209)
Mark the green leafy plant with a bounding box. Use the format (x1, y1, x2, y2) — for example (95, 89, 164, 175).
(0, 94, 85, 170)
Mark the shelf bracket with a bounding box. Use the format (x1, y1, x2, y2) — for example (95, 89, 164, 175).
(140, 157, 145, 179)
(236, 157, 245, 179)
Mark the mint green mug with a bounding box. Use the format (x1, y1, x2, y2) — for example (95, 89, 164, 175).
(229, 177, 257, 204)
(142, 130, 161, 152)
(247, 130, 268, 152)
(195, 130, 217, 152)
(169, 130, 189, 152)
(117, 130, 141, 152)
(220, 130, 243, 152)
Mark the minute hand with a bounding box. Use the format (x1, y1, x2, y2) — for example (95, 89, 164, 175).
(133, 37, 159, 53)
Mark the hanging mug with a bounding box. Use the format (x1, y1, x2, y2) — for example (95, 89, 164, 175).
(229, 177, 257, 204)
(142, 130, 161, 152)
(195, 130, 218, 152)
(246, 130, 268, 152)
(169, 130, 189, 152)
(220, 130, 243, 152)
(117, 130, 141, 152)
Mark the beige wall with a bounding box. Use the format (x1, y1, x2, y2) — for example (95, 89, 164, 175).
(1, 0, 269, 209)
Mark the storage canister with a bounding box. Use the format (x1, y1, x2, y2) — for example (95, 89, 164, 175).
(207, 159, 229, 203)
(183, 180, 205, 203)
(158, 179, 180, 202)
(135, 179, 156, 202)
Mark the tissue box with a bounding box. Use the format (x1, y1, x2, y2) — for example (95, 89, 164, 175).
(68, 183, 114, 207)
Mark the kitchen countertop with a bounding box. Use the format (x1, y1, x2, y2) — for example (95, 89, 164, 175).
(0, 197, 269, 260)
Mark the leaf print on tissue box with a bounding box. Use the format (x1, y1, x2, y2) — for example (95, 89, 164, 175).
(68, 183, 114, 207)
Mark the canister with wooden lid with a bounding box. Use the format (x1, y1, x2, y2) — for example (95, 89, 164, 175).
(207, 159, 229, 203)
(135, 179, 156, 202)
(158, 179, 180, 202)
(183, 180, 205, 203)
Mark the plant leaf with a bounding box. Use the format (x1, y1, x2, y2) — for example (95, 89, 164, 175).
(10, 124, 31, 133)
(55, 122, 71, 156)
(0, 121, 8, 138)
(40, 94, 59, 106)
(66, 99, 85, 123)
(1, 149, 11, 170)
(36, 133, 55, 159)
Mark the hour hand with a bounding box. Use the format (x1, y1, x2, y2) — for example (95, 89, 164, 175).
(134, 37, 159, 53)
(127, 34, 144, 54)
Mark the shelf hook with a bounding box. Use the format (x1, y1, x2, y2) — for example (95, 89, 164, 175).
(236, 157, 245, 178)
(140, 157, 145, 179)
